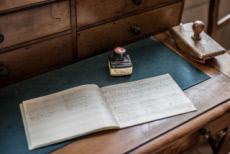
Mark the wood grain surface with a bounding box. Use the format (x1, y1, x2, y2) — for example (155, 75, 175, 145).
(0, 0, 65, 13)
(0, 34, 73, 87)
(0, 1, 70, 49)
(162, 28, 230, 80)
(207, 0, 220, 39)
(69, 0, 77, 60)
(0, 0, 47, 11)
(76, 0, 182, 31)
(51, 33, 230, 154)
(134, 104, 230, 154)
(154, 32, 220, 77)
(207, 53, 230, 78)
(131, 102, 230, 154)
(170, 23, 226, 59)
(77, 2, 182, 59)
(0, 30, 71, 54)
(215, 126, 230, 154)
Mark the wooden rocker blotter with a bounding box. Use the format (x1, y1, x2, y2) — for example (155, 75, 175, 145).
(170, 21, 226, 63)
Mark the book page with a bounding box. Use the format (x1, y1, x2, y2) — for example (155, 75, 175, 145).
(100, 74, 196, 128)
(22, 84, 118, 150)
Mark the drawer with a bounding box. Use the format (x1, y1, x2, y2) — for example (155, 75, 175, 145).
(156, 112, 230, 154)
(77, 2, 182, 59)
(77, 0, 183, 30)
(0, 1, 70, 49)
(0, 34, 73, 87)
(0, 0, 52, 12)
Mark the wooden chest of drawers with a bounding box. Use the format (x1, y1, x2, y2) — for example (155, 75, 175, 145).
(0, 0, 184, 87)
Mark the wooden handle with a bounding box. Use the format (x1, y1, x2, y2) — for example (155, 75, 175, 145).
(199, 128, 211, 140)
(0, 34, 4, 43)
(132, 0, 142, 5)
(192, 21, 205, 41)
(131, 26, 141, 35)
(0, 66, 10, 77)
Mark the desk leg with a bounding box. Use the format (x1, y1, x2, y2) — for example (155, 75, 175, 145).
(215, 127, 230, 154)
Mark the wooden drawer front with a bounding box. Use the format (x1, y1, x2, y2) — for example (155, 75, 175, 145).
(0, 34, 73, 87)
(78, 2, 182, 59)
(0, 0, 50, 12)
(77, 0, 182, 30)
(157, 112, 230, 154)
(0, 1, 70, 49)
(77, 0, 181, 30)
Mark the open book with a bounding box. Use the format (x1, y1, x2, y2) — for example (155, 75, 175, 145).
(20, 74, 196, 150)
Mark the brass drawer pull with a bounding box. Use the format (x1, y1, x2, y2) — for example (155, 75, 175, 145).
(131, 26, 141, 35)
(199, 128, 211, 140)
(0, 66, 10, 77)
(132, 0, 142, 5)
(0, 34, 4, 43)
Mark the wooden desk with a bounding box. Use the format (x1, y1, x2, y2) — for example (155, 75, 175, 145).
(51, 33, 230, 154)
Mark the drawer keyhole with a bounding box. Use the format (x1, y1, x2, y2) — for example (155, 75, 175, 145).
(0, 34, 4, 43)
(132, 0, 142, 5)
(131, 26, 141, 35)
(0, 66, 10, 78)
